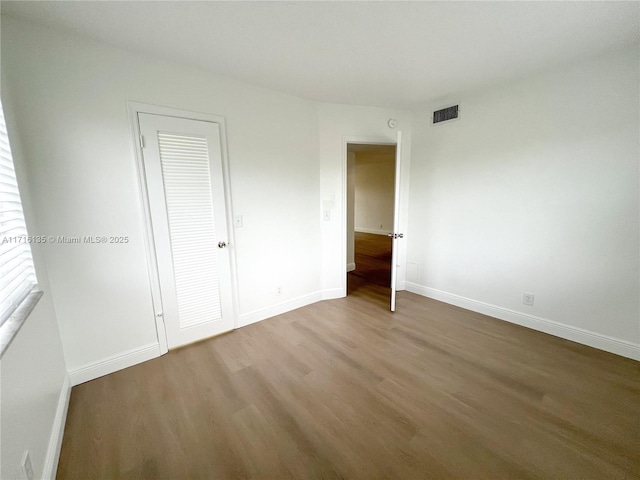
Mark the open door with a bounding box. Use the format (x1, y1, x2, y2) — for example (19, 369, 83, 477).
(390, 131, 403, 312)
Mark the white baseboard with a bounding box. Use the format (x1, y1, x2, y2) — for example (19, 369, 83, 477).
(355, 228, 389, 236)
(43, 373, 71, 480)
(404, 282, 640, 361)
(238, 292, 321, 328)
(347, 263, 356, 272)
(69, 343, 161, 386)
(238, 288, 345, 328)
(321, 287, 344, 301)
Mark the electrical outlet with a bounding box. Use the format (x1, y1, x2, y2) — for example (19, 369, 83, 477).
(523, 292, 535, 306)
(276, 286, 282, 296)
(21, 451, 34, 480)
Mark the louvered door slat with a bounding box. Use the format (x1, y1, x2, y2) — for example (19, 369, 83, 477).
(158, 132, 222, 328)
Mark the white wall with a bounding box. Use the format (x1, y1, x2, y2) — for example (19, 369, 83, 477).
(406, 44, 640, 357)
(354, 148, 395, 234)
(318, 104, 412, 295)
(2, 13, 637, 480)
(1, 17, 321, 376)
(1, 81, 69, 479)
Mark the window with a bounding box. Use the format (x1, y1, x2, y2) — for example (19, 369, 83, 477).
(0, 99, 38, 328)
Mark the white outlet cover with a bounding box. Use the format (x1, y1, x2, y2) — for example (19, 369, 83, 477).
(523, 293, 535, 306)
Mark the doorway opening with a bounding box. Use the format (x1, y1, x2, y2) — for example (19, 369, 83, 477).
(346, 143, 396, 305)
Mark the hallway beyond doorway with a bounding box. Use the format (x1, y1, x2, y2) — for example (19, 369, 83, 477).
(348, 232, 392, 300)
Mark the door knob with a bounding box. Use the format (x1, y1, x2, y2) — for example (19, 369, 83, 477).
(218, 241, 227, 248)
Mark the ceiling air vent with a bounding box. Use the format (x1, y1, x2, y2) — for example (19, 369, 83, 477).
(433, 105, 459, 124)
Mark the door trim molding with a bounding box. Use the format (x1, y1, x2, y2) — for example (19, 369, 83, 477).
(342, 136, 396, 298)
(127, 102, 239, 353)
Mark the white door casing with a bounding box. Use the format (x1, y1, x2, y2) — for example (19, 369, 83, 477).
(390, 131, 402, 312)
(342, 135, 402, 312)
(138, 112, 235, 349)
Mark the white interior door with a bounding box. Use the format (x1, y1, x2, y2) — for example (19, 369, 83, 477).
(390, 131, 403, 312)
(138, 113, 234, 349)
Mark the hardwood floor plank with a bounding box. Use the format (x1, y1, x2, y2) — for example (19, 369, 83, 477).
(57, 233, 640, 479)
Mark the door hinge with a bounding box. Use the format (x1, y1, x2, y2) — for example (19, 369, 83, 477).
(139, 134, 145, 149)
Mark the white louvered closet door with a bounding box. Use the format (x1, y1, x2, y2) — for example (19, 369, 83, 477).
(138, 113, 234, 349)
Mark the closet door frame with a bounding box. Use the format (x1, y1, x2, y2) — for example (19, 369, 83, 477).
(127, 102, 239, 354)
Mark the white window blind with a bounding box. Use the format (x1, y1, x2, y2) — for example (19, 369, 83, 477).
(0, 100, 37, 327)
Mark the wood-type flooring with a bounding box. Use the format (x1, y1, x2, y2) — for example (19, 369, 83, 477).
(57, 234, 640, 479)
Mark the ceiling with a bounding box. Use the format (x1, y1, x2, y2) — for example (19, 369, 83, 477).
(2, 1, 639, 109)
